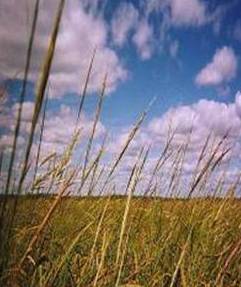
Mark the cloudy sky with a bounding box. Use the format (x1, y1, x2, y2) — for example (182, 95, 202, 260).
(1, 0, 241, 195)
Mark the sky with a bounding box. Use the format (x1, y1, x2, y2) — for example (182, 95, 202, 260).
(1, 0, 241, 195)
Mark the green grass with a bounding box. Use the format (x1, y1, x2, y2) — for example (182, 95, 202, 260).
(2, 195, 241, 286)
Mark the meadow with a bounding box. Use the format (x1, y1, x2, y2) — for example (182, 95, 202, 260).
(1, 195, 241, 287)
(1, 0, 241, 286)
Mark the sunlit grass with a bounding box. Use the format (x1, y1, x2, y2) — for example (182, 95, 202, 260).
(2, 196, 241, 286)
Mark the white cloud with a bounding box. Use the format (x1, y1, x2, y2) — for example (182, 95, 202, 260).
(111, 2, 138, 47)
(148, 96, 241, 141)
(0, 134, 25, 150)
(35, 104, 105, 156)
(0, 100, 106, 158)
(146, 0, 209, 27)
(235, 91, 241, 118)
(0, 101, 35, 151)
(140, 0, 227, 61)
(105, 95, 241, 196)
(0, 101, 35, 135)
(168, 0, 207, 27)
(144, 0, 234, 59)
(132, 19, 154, 60)
(2, 95, 241, 195)
(12, 102, 35, 123)
(0, 0, 127, 98)
(195, 46, 238, 86)
(108, 127, 151, 156)
(44, 105, 105, 143)
(108, 93, 241, 185)
(111, 3, 155, 60)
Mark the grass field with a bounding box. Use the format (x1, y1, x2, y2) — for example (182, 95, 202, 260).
(1, 195, 241, 286)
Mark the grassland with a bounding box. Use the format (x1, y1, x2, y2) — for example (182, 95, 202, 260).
(1, 195, 241, 286)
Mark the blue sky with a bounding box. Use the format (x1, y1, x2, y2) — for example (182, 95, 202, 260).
(1, 0, 241, 194)
(102, 0, 241, 126)
(1, 0, 241, 124)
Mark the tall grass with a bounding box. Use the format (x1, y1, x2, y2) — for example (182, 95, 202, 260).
(1, 1, 241, 286)
(0, 0, 40, 244)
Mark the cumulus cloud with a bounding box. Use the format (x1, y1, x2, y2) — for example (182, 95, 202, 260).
(168, 0, 207, 27)
(0, 0, 127, 98)
(2, 95, 241, 195)
(195, 46, 238, 86)
(146, 0, 211, 27)
(0, 101, 35, 135)
(111, 2, 154, 60)
(132, 19, 154, 60)
(0, 0, 233, 89)
(109, 92, 241, 155)
(148, 95, 241, 141)
(111, 2, 138, 47)
(41, 104, 105, 152)
(0, 101, 105, 157)
(0, 134, 25, 151)
(140, 0, 230, 61)
(0, 101, 35, 152)
(235, 91, 241, 118)
(108, 92, 241, 191)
